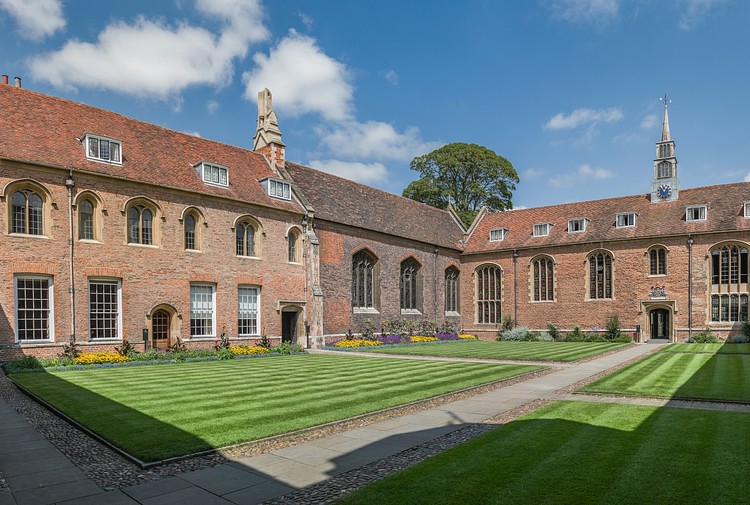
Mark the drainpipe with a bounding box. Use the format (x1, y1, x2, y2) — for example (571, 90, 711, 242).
(65, 172, 77, 342)
(433, 247, 438, 321)
(513, 249, 519, 327)
(687, 235, 693, 341)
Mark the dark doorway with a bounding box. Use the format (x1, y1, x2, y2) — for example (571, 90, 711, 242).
(650, 308, 670, 339)
(152, 310, 170, 350)
(282, 311, 298, 343)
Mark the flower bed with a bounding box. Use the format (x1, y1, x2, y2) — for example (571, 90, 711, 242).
(333, 339, 383, 348)
(409, 335, 439, 343)
(230, 345, 271, 356)
(74, 352, 129, 365)
(459, 334, 479, 339)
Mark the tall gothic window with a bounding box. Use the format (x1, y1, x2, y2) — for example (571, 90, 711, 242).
(649, 247, 667, 276)
(532, 256, 554, 301)
(11, 189, 43, 235)
(657, 161, 672, 178)
(400, 258, 421, 312)
(352, 250, 377, 310)
(128, 205, 153, 244)
(79, 199, 94, 240)
(588, 251, 613, 300)
(710, 244, 749, 322)
(184, 214, 196, 250)
(236, 222, 256, 256)
(288, 228, 301, 263)
(476, 264, 501, 324)
(445, 267, 459, 314)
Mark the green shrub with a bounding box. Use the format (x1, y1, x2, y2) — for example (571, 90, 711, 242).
(114, 340, 136, 357)
(726, 334, 750, 344)
(536, 331, 555, 342)
(588, 332, 607, 342)
(358, 319, 378, 340)
(257, 335, 272, 349)
(613, 333, 633, 343)
(502, 316, 515, 331)
(605, 313, 622, 341)
(4, 355, 44, 373)
(215, 348, 234, 360)
(566, 326, 588, 342)
(273, 342, 304, 355)
(686, 328, 719, 343)
(546, 323, 561, 341)
(59, 341, 80, 359)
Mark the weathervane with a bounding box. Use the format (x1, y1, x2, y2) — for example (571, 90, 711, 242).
(660, 93, 671, 108)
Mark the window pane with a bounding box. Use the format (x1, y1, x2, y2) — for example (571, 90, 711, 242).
(89, 281, 119, 339)
(16, 277, 51, 340)
(190, 284, 214, 336)
(238, 286, 259, 335)
(79, 200, 94, 240)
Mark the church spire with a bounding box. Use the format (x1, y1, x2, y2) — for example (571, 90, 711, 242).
(651, 93, 679, 203)
(660, 93, 671, 142)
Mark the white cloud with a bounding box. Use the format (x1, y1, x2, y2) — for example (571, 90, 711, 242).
(243, 30, 353, 121)
(316, 120, 440, 161)
(744, 171, 750, 183)
(384, 70, 399, 85)
(29, 0, 268, 98)
(0, 0, 64, 40)
(297, 12, 313, 30)
(549, 173, 574, 188)
(523, 167, 546, 179)
(544, 107, 623, 130)
(184, 130, 202, 137)
(678, 0, 729, 30)
(640, 114, 659, 129)
(545, 0, 620, 26)
(206, 100, 219, 115)
(309, 159, 388, 185)
(578, 163, 614, 179)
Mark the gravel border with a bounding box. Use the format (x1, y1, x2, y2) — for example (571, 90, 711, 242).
(0, 365, 552, 491)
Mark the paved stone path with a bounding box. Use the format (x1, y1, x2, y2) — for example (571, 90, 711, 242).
(0, 343, 686, 504)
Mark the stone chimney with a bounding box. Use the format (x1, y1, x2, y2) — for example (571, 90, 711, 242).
(252, 88, 285, 169)
(14, 76, 21, 88)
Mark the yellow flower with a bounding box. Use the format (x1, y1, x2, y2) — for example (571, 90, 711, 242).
(459, 334, 478, 340)
(74, 352, 129, 365)
(333, 339, 382, 348)
(230, 345, 271, 355)
(409, 335, 439, 343)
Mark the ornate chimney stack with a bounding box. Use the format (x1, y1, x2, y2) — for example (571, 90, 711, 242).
(252, 88, 285, 169)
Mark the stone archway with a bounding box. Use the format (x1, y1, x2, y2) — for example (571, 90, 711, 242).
(280, 304, 305, 344)
(641, 301, 675, 341)
(146, 304, 181, 350)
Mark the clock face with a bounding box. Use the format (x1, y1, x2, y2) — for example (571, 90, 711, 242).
(657, 184, 672, 199)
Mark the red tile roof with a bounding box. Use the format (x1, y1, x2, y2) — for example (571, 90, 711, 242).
(285, 162, 465, 250)
(0, 84, 302, 213)
(465, 183, 750, 254)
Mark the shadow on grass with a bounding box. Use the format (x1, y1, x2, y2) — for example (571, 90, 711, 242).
(8, 369, 213, 466)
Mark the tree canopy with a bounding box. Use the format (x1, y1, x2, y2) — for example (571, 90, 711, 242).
(402, 143, 518, 228)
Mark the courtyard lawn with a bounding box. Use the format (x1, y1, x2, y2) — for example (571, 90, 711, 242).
(363, 340, 629, 362)
(337, 401, 750, 505)
(662, 343, 750, 354)
(580, 347, 750, 402)
(9, 355, 538, 463)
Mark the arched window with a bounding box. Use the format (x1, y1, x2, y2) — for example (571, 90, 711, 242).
(11, 189, 43, 235)
(710, 244, 749, 322)
(657, 161, 672, 178)
(445, 267, 459, 314)
(588, 251, 613, 300)
(79, 199, 94, 240)
(649, 247, 667, 276)
(236, 222, 256, 256)
(532, 256, 554, 301)
(352, 250, 378, 310)
(288, 228, 301, 263)
(476, 264, 502, 324)
(184, 214, 196, 250)
(128, 205, 153, 244)
(400, 258, 421, 312)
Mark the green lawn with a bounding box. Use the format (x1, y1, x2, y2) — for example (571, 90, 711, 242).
(338, 401, 750, 505)
(662, 343, 750, 354)
(364, 340, 629, 362)
(580, 346, 750, 402)
(9, 355, 538, 462)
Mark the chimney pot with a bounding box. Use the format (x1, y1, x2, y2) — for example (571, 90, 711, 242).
(14, 77, 21, 88)
(1, 75, 7, 85)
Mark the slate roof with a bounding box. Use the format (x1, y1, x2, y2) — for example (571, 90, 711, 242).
(465, 182, 750, 254)
(285, 162, 465, 250)
(0, 84, 302, 213)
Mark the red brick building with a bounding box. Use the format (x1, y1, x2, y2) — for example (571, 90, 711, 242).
(0, 80, 747, 360)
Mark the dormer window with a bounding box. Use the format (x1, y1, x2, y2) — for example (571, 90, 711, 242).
(489, 228, 508, 242)
(616, 213, 636, 228)
(269, 179, 291, 200)
(85, 134, 121, 164)
(201, 162, 228, 187)
(744, 202, 750, 218)
(533, 223, 551, 237)
(686, 205, 707, 222)
(568, 218, 588, 233)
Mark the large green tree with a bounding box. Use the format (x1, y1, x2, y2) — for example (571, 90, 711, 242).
(402, 143, 518, 227)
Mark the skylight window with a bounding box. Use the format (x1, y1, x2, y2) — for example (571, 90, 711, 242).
(85, 134, 121, 164)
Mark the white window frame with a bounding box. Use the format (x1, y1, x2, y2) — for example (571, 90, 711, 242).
(269, 179, 291, 200)
(190, 283, 216, 338)
(533, 223, 551, 237)
(14, 275, 54, 342)
(85, 134, 122, 164)
(686, 205, 707, 222)
(201, 162, 229, 188)
(238, 285, 260, 336)
(744, 202, 750, 219)
(568, 218, 588, 233)
(489, 228, 508, 242)
(88, 279, 122, 341)
(616, 213, 636, 228)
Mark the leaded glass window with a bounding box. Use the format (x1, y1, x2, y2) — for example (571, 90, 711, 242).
(476, 265, 501, 324)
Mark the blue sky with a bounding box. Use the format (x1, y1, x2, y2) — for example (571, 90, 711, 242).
(1, 0, 748, 209)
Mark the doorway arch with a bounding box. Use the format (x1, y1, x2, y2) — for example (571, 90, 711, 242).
(147, 304, 180, 350)
(649, 308, 671, 340)
(281, 305, 304, 343)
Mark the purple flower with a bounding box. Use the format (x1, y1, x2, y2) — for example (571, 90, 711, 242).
(436, 332, 459, 340)
(378, 334, 403, 345)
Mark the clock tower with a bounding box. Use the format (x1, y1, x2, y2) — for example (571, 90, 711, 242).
(651, 94, 680, 202)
